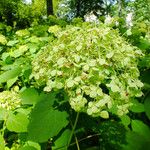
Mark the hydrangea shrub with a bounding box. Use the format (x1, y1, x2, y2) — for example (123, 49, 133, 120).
(31, 23, 143, 118)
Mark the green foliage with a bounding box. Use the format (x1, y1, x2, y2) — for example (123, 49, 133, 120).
(6, 112, 29, 133)
(0, 67, 22, 84)
(52, 129, 71, 149)
(27, 92, 69, 142)
(20, 88, 39, 105)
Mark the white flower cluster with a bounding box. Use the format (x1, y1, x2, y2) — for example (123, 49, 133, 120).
(32, 24, 143, 118)
(0, 91, 21, 110)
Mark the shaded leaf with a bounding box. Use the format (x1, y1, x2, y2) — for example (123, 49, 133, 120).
(28, 93, 69, 142)
(144, 93, 150, 119)
(52, 129, 71, 150)
(131, 120, 150, 140)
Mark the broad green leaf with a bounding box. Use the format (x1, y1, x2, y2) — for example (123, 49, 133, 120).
(129, 99, 145, 113)
(144, 93, 150, 119)
(28, 94, 69, 142)
(20, 88, 39, 105)
(0, 133, 5, 150)
(7, 77, 18, 88)
(131, 120, 150, 140)
(52, 129, 71, 150)
(0, 67, 22, 84)
(6, 112, 29, 132)
(19, 141, 41, 150)
(120, 115, 130, 127)
(123, 131, 150, 150)
(19, 146, 36, 150)
(16, 108, 32, 116)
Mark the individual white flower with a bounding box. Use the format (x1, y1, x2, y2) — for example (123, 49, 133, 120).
(104, 15, 113, 25)
(126, 12, 133, 28)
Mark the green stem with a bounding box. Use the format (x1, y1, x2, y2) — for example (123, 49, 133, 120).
(67, 112, 79, 148)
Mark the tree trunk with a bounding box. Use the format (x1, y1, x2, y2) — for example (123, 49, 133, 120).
(117, 0, 122, 17)
(46, 0, 54, 16)
(76, 0, 81, 17)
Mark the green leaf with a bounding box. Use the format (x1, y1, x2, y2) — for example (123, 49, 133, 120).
(20, 88, 39, 105)
(7, 77, 18, 88)
(19, 146, 37, 150)
(131, 120, 150, 140)
(0, 67, 22, 84)
(28, 93, 69, 142)
(0, 133, 5, 150)
(19, 141, 41, 150)
(6, 112, 29, 133)
(144, 93, 150, 119)
(7, 40, 18, 46)
(123, 131, 150, 150)
(52, 129, 71, 150)
(120, 115, 130, 127)
(129, 99, 145, 113)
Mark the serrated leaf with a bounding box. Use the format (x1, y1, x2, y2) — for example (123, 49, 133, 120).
(0, 67, 22, 84)
(20, 88, 39, 105)
(28, 94, 69, 142)
(52, 129, 71, 150)
(144, 93, 150, 119)
(131, 120, 150, 140)
(6, 112, 29, 133)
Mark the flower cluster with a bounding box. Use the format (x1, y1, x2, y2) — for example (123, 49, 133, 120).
(0, 91, 21, 110)
(32, 23, 143, 118)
